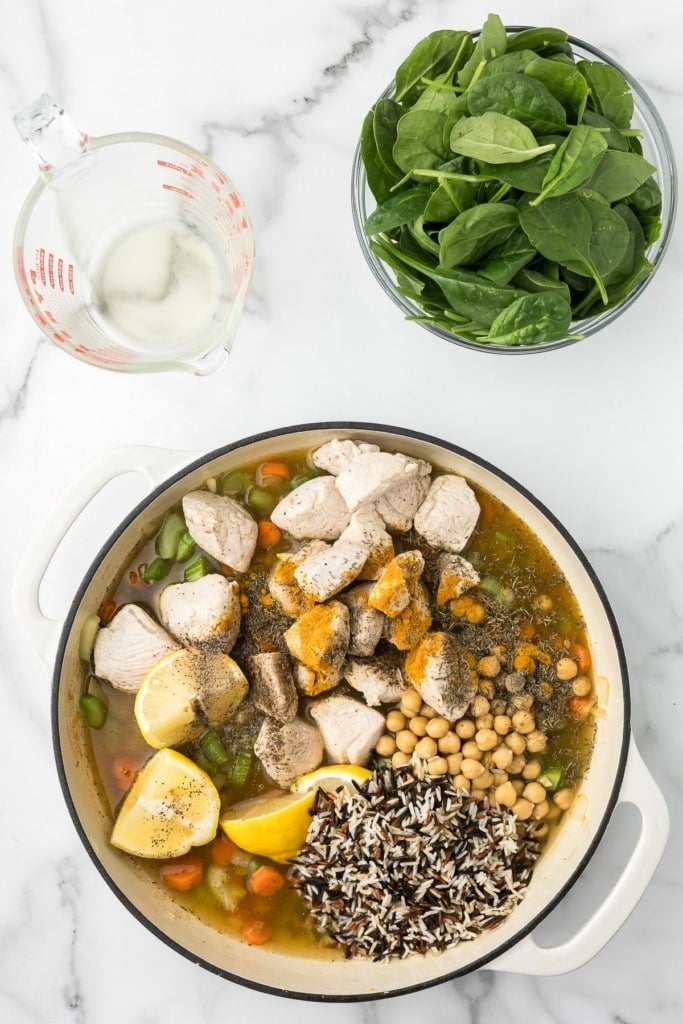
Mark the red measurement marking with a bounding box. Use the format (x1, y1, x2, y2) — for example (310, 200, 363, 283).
(190, 164, 205, 178)
(30, 269, 37, 285)
(157, 159, 193, 176)
(211, 181, 220, 194)
(46, 310, 57, 323)
(39, 248, 46, 285)
(68, 264, 75, 295)
(48, 253, 55, 288)
(58, 258, 64, 292)
(162, 183, 195, 199)
(228, 192, 241, 210)
(53, 331, 68, 343)
(35, 312, 48, 328)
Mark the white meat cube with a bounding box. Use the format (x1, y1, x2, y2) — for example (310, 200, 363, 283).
(413, 475, 480, 552)
(344, 655, 408, 707)
(254, 717, 324, 788)
(309, 694, 385, 765)
(159, 574, 241, 652)
(271, 476, 350, 540)
(375, 460, 432, 532)
(294, 508, 391, 601)
(337, 583, 384, 657)
(404, 632, 478, 719)
(311, 439, 380, 475)
(335, 451, 421, 511)
(182, 491, 257, 572)
(93, 604, 181, 693)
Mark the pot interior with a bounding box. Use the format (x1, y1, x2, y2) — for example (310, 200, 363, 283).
(54, 424, 628, 998)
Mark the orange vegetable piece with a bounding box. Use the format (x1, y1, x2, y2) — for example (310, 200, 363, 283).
(247, 865, 285, 897)
(257, 461, 290, 485)
(257, 520, 282, 548)
(570, 642, 592, 673)
(518, 622, 536, 640)
(99, 601, 117, 624)
(211, 833, 242, 866)
(241, 919, 273, 945)
(159, 853, 204, 891)
(568, 696, 594, 720)
(111, 755, 138, 791)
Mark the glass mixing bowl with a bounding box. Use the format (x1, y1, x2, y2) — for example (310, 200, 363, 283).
(351, 31, 677, 354)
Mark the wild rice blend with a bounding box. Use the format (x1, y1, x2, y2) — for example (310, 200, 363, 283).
(290, 767, 542, 960)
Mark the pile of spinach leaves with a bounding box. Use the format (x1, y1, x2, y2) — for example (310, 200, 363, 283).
(360, 14, 662, 347)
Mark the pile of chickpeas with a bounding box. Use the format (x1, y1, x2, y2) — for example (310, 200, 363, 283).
(375, 647, 592, 837)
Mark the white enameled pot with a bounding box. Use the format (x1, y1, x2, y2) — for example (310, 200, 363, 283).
(12, 424, 669, 1000)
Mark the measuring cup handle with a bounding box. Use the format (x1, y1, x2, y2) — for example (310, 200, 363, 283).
(14, 93, 88, 176)
(12, 445, 198, 667)
(488, 738, 669, 976)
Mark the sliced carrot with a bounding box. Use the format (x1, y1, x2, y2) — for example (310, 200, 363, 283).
(111, 754, 138, 791)
(518, 621, 536, 640)
(258, 461, 290, 482)
(159, 853, 203, 891)
(99, 601, 117, 624)
(570, 642, 592, 673)
(257, 520, 282, 548)
(247, 865, 285, 897)
(241, 919, 273, 945)
(211, 833, 242, 866)
(568, 696, 594, 720)
(128, 570, 140, 586)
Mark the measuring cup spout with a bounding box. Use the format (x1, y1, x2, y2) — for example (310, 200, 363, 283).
(14, 93, 88, 177)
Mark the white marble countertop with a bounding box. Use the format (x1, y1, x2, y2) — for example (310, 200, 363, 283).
(1, 0, 681, 1020)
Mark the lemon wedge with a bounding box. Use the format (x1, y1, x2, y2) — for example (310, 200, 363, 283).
(110, 748, 220, 858)
(220, 790, 317, 864)
(134, 648, 248, 749)
(292, 763, 373, 795)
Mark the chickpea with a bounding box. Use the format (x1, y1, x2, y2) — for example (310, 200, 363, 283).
(481, 750, 494, 768)
(375, 734, 397, 757)
(455, 718, 476, 740)
(492, 644, 507, 662)
(461, 758, 485, 780)
(392, 750, 411, 768)
(385, 709, 406, 733)
(395, 729, 417, 754)
(511, 778, 525, 795)
(533, 593, 554, 613)
(477, 769, 494, 790)
(465, 603, 486, 624)
(446, 752, 463, 775)
(553, 787, 575, 811)
(531, 822, 549, 839)
(414, 736, 438, 759)
(450, 595, 474, 618)
(408, 715, 428, 737)
(491, 699, 508, 716)
(478, 679, 496, 700)
(491, 745, 514, 770)
(475, 728, 498, 752)
(533, 799, 550, 820)
(505, 672, 526, 694)
(509, 755, 526, 776)
(494, 714, 512, 736)
(572, 675, 593, 698)
(400, 689, 423, 716)
(491, 770, 508, 785)
(420, 703, 438, 719)
(452, 774, 470, 793)
(427, 756, 449, 777)
(511, 692, 535, 711)
(545, 802, 562, 822)
(437, 731, 461, 755)
(523, 782, 547, 804)
(556, 657, 578, 681)
(521, 759, 542, 780)
(471, 695, 490, 718)
(478, 655, 501, 678)
(470, 787, 488, 800)
(511, 710, 536, 735)
(475, 713, 494, 730)
(494, 781, 518, 807)
(426, 717, 450, 739)
(505, 732, 526, 755)
(538, 681, 554, 701)
(512, 798, 535, 820)
(513, 653, 536, 674)
(461, 740, 483, 761)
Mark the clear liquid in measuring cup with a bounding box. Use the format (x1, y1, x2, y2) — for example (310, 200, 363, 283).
(91, 219, 228, 351)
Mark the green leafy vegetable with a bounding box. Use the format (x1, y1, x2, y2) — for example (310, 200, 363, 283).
(359, 13, 663, 346)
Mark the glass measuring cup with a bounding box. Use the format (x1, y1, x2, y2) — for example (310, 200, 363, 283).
(13, 95, 255, 374)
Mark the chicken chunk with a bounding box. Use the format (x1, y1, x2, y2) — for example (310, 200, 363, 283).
(267, 541, 327, 617)
(93, 603, 181, 693)
(344, 655, 408, 707)
(309, 694, 386, 765)
(294, 508, 392, 601)
(413, 474, 480, 553)
(293, 663, 340, 697)
(404, 632, 478, 719)
(247, 652, 298, 722)
(283, 601, 350, 683)
(311, 439, 380, 475)
(368, 550, 425, 618)
(375, 463, 431, 532)
(335, 451, 421, 512)
(182, 491, 258, 572)
(435, 553, 480, 605)
(270, 476, 350, 541)
(158, 574, 241, 652)
(254, 716, 323, 788)
(337, 583, 384, 657)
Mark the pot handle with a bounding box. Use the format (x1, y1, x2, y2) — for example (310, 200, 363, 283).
(489, 737, 668, 976)
(12, 445, 198, 667)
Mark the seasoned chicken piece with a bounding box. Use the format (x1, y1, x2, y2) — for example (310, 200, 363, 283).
(182, 491, 257, 572)
(404, 632, 478, 719)
(309, 694, 385, 765)
(385, 580, 432, 652)
(271, 476, 350, 541)
(413, 475, 480, 553)
(284, 601, 350, 684)
(293, 663, 340, 697)
(254, 716, 323, 788)
(158, 575, 241, 653)
(375, 461, 431, 532)
(268, 541, 327, 617)
(357, 523, 395, 581)
(337, 583, 384, 657)
(295, 509, 392, 601)
(368, 550, 425, 618)
(311, 439, 380, 475)
(435, 553, 480, 605)
(93, 604, 181, 693)
(335, 451, 421, 512)
(344, 655, 408, 707)
(247, 652, 298, 722)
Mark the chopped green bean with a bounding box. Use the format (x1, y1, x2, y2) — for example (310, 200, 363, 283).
(79, 692, 108, 729)
(229, 751, 253, 787)
(184, 554, 210, 582)
(78, 613, 101, 661)
(142, 557, 172, 582)
(175, 530, 196, 562)
(200, 729, 230, 767)
(155, 511, 187, 559)
(219, 470, 252, 497)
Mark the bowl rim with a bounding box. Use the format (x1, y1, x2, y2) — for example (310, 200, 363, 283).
(51, 421, 632, 1000)
(351, 28, 678, 354)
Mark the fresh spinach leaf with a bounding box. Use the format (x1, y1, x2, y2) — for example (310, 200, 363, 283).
(393, 109, 449, 172)
(478, 227, 538, 284)
(457, 13, 508, 87)
(506, 27, 569, 53)
(395, 30, 472, 104)
(424, 178, 476, 220)
(532, 125, 607, 204)
(361, 108, 397, 204)
(579, 60, 633, 128)
(479, 50, 537, 76)
(487, 291, 575, 345)
(423, 266, 527, 326)
(439, 203, 519, 268)
(585, 150, 657, 203)
(580, 109, 629, 152)
(373, 99, 403, 178)
(524, 56, 588, 119)
(512, 265, 572, 303)
(467, 72, 567, 134)
(363, 187, 432, 234)
(450, 112, 556, 163)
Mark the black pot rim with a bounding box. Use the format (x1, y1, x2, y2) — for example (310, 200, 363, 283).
(51, 421, 631, 1001)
